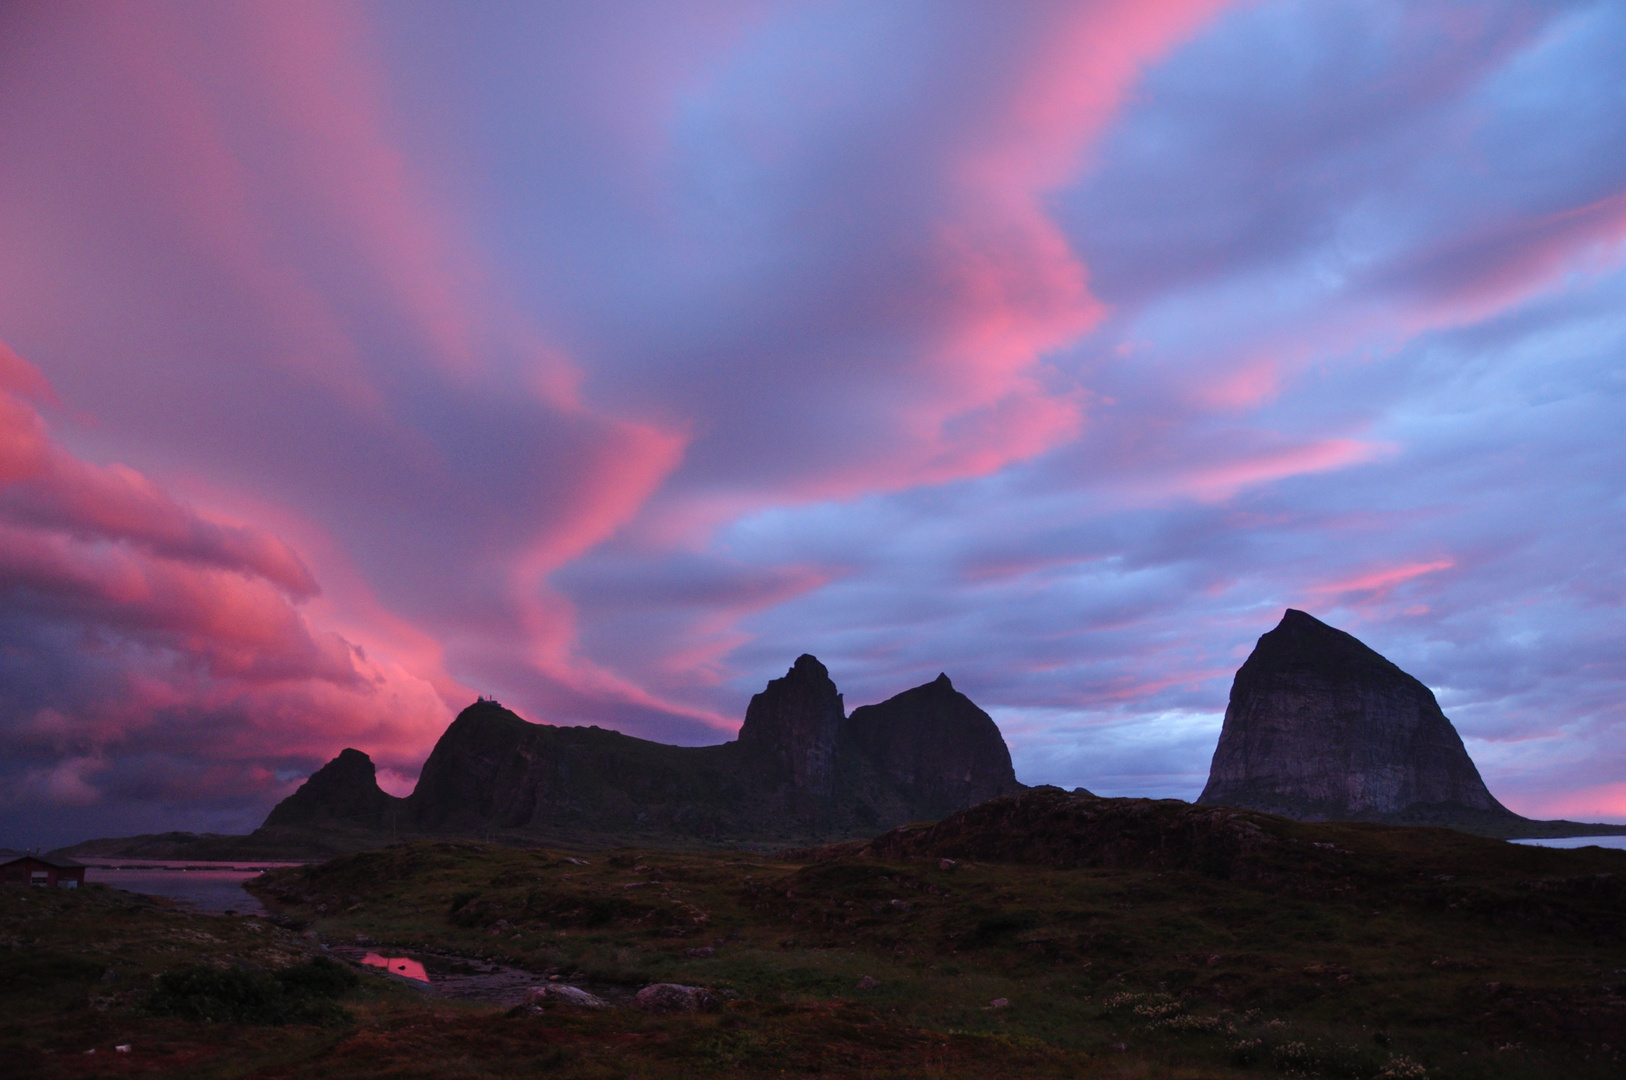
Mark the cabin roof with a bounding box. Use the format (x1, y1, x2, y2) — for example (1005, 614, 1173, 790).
(1, 853, 85, 869)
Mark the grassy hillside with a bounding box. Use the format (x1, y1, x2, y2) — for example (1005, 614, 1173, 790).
(7, 793, 1625, 1078)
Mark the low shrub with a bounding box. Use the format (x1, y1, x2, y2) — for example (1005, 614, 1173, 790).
(144, 957, 357, 1026)
(274, 955, 360, 998)
(967, 911, 1039, 947)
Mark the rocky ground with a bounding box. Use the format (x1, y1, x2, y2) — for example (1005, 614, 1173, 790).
(6, 791, 1626, 1078)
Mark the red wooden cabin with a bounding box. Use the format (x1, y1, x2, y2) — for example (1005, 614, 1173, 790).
(0, 854, 86, 888)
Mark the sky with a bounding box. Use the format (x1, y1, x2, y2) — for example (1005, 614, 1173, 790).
(2, 0, 1624, 849)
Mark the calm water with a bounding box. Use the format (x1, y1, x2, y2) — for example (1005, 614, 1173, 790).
(327, 944, 550, 1003)
(1508, 835, 1626, 851)
(83, 860, 304, 915)
(361, 953, 430, 982)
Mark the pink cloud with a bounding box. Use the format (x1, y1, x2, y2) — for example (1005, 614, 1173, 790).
(1176, 437, 1389, 502)
(635, 1, 1239, 521)
(0, 6, 714, 742)
(896, 0, 1237, 483)
(0, 7, 387, 414)
(1309, 558, 1456, 600)
(1081, 667, 1236, 707)
(960, 1, 1237, 191)
(1196, 357, 1286, 411)
(1178, 184, 1626, 423)
(0, 342, 57, 404)
(1502, 781, 1626, 825)
(0, 344, 314, 593)
(0, 353, 453, 809)
(226, 2, 488, 378)
(1383, 190, 1626, 330)
(0, 402, 317, 599)
(650, 566, 834, 689)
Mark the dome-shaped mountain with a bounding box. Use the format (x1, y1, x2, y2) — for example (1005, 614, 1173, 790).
(846, 673, 1022, 820)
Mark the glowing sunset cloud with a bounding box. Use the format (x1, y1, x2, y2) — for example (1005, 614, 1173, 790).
(1309, 559, 1456, 600)
(0, 343, 451, 838)
(2, 0, 1625, 845)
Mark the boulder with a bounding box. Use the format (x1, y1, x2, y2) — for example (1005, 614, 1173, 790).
(635, 983, 719, 1013)
(525, 984, 609, 1009)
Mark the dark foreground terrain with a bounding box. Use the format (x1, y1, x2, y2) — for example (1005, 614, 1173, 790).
(6, 790, 1625, 1079)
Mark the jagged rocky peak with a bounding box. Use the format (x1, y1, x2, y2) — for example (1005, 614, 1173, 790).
(845, 672, 1023, 820)
(259, 656, 1031, 842)
(736, 653, 846, 796)
(1198, 609, 1516, 825)
(262, 747, 396, 828)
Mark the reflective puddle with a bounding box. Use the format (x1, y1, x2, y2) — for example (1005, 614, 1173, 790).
(336, 945, 608, 1005)
(360, 953, 429, 982)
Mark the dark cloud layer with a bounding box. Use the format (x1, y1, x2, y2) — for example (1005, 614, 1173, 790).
(1, 0, 1623, 847)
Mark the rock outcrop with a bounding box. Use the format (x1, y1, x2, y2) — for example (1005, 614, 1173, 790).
(635, 983, 720, 1013)
(525, 984, 610, 1010)
(259, 657, 1025, 843)
(1197, 609, 1517, 827)
(834, 787, 1291, 879)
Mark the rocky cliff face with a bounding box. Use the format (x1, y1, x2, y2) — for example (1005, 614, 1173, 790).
(261, 748, 401, 829)
(1198, 609, 1517, 826)
(261, 658, 1026, 843)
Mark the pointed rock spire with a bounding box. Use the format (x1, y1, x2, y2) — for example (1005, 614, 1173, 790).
(736, 654, 846, 796)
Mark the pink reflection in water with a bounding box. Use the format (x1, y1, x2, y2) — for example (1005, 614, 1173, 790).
(361, 952, 429, 982)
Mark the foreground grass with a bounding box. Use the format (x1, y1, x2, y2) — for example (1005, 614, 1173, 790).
(6, 797, 1625, 1077)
